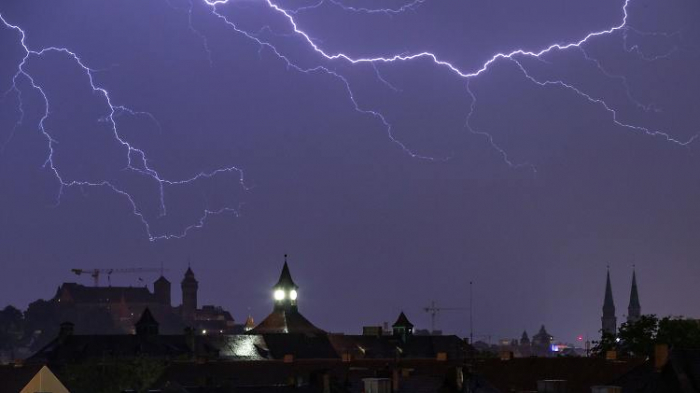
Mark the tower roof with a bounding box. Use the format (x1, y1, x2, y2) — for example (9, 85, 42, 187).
(603, 269, 615, 314)
(521, 330, 529, 341)
(392, 312, 414, 329)
(628, 269, 640, 310)
(249, 309, 324, 335)
(274, 258, 297, 289)
(182, 267, 197, 284)
(155, 275, 170, 285)
(135, 308, 158, 327)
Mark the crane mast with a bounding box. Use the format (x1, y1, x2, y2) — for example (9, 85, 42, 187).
(423, 300, 465, 333)
(71, 267, 166, 287)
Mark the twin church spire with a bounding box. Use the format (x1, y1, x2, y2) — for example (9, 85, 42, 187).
(601, 267, 641, 336)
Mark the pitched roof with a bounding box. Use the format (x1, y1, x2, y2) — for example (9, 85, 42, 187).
(475, 357, 644, 393)
(328, 334, 467, 360)
(27, 334, 197, 364)
(249, 309, 324, 335)
(183, 267, 197, 283)
(274, 262, 297, 289)
(138, 307, 158, 324)
(393, 312, 414, 329)
(155, 275, 170, 285)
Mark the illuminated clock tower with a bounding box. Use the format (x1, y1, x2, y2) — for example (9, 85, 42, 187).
(273, 254, 299, 312)
(249, 255, 324, 335)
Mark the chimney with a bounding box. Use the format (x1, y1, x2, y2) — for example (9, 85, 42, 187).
(59, 322, 74, 343)
(184, 327, 196, 353)
(654, 344, 669, 372)
(392, 369, 400, 392)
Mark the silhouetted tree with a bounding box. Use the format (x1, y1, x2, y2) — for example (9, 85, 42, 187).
(0, 305, 23, 352)
(657, 317, 700, 349)
(592, 315, 700, 358)
(23, 299, 61, 350)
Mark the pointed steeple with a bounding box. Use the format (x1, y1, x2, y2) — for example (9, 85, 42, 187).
(250, 256, 325, 335)
(272, 255, 299, 312)
(601, 267, 617, 336)
(627, 267, 641, 324)
(520, 330, 530, 345)
(603, 269, 615, 314)
(275, 257, 297, 289)
(392, 311, 414, 342)
(135, 308, 159, 336)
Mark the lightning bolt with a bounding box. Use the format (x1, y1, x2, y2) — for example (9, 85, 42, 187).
(202, 0, 696, 157)
(1, 0, 695, 240)
(287, 0, 428, 16)
(0, 13, 248, 241)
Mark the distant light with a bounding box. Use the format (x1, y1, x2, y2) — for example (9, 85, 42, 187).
(274, 289, 285, 301)
(202, 329, 207, 335)
(577, 335, 583, 341)
(290, 290, 298, 300)
(615, 337, 621, 343)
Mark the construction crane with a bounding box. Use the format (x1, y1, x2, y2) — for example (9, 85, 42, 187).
(423, 300, 465, 333)
(71, 267, 166, 287)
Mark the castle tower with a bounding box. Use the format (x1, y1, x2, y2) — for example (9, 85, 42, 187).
(181, 266, 198, 320)
(602, 269, 617, 336)
(154, 275, 171, 306)
(627, 268, 641, 324)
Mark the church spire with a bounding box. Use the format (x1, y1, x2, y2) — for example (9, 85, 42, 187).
(273, 255, 299, 312)
(627, 267, 641, 324)
(601, 267, 617, 336)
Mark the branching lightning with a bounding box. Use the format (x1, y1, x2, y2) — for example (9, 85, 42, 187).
(0, 13, 247, 241)
(1, 0, 695, 240)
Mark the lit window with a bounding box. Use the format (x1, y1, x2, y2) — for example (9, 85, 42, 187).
(274, 289, 285, 300)
(289, 290, 298, 300)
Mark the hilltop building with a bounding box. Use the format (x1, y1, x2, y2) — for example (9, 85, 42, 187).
(51, 266, 235, 335)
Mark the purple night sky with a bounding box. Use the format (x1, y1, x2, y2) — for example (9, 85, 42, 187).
(1, 0, 699, 343)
